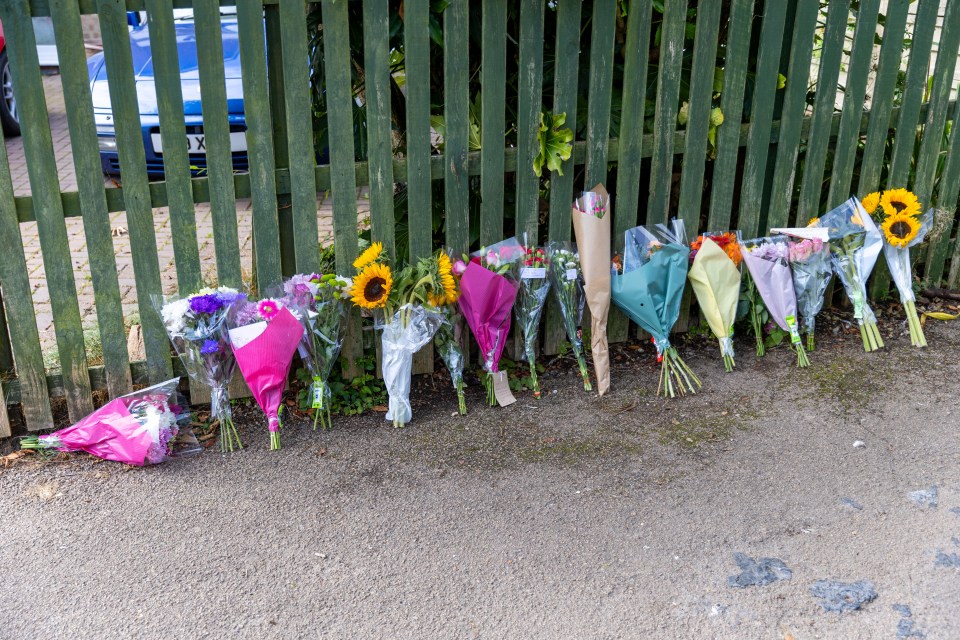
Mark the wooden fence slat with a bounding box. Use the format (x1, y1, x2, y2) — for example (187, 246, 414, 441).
(870, 0, 938, 298)
(646, 0, 688, 224)
(193, 0, 242, 289)
(2, 2, 93, 420)
(912, 0, 960, 209)
(98, 0, 172, 384)
(736, 0, 788, 238)
(264, 6, 296, 279)
(583, 0, 616, 195)
(403, 0, 432, 260)
(480, 0, 507, 246)
(794, 0, 850, 226)
(543, 0, 582, 355)
(0, 132, 52, 430)
(887, 0, 939, 188)
(825, 0, 882, 210)
(236, 0, 282, 290)
(362, 0, 396, 259)
(705, 0, 754, 231)
(677, 0, 723, 234)
(608, 0, 652, 344)
(515, 0, 546, 241)
(50, 0, 131, 398)
(279, 0, 321, 274)
(931, 99, 960, 287)
(766, 0, 821, 227)
(856, 0, 911, 196)
(145, 0, 202, 293)
(321, 0, 363, 377)
(443, 0, 469, 255)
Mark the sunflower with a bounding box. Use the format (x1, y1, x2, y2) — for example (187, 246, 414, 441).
(807, 217, 820, 228)
(428, 252, 459, 306)
(880, 188, 921, 218)
(350, 263, 392, 309)
(860, 191, 882, 216)
(353, 242, 384, 270)
(881, 213, 920, 248)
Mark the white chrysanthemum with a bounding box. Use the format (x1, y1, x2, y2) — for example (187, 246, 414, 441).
(160, 298, 191, 333)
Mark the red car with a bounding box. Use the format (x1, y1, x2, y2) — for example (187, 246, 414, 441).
(0, 20, 20, 136)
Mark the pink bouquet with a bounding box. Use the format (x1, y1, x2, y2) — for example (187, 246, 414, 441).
(20, 379, 196, 466)
(227, 298, 304, 450)
(458, 238, 523, 406)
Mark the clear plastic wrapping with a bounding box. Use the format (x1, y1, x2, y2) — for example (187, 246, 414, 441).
(434, 313, 467, 414)
(20, 378, 198, 466)
(815, 197, 884, 351)
(786, 236, 832, 349)
(884, 209, 933, 304)
(514, 233, 551, 397)
(155, 288, 245, 452)
(546, 241, 592, 390)
(376, 304, 445, 426)
(279, 274, 348, 430)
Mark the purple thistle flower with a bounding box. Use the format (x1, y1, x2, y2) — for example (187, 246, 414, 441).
(200, 339, 219, 354)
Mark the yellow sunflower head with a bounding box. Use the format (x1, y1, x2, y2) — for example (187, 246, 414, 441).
(807, 217, 820, 228)
(881, 214, 920, 248)
(353, 242, 384, 270)
(860, 192, 882, 216)
(350, 262, 392, 309)
(880, 188, 921, 219)
(426, 252, 460, 306)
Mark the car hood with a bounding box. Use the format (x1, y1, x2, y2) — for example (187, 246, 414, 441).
(89, 18, 244, 116)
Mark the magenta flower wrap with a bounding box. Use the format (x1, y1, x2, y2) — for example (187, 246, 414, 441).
(457, 261, 518, 373)
(231, 307, 303, 448)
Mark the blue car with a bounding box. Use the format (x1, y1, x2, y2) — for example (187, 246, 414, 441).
(89, 9, 248, 178)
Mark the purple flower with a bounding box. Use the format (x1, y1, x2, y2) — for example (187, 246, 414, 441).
(200, 339, 219, 354)
(189, 293, 224, 315)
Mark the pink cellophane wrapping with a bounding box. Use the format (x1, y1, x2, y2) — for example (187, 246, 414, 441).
(41, 398, 151, 466)
(232, 307, 304, 432)
(457, 261, 518, 373)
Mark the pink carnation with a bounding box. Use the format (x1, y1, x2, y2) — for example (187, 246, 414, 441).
(453, 259, 467, 276)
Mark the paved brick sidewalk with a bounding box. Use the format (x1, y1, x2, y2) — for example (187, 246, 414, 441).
(6, 73, 367, 362)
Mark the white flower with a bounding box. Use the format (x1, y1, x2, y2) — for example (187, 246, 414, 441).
(160, 298, 191, 334)
(338, 276, 353, 298)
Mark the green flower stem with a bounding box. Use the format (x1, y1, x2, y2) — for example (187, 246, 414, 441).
(270, 431, 281, 451)
(456, 381, 467, 415)
(807, 330, 815, 352)
(795, 343, 810, 368)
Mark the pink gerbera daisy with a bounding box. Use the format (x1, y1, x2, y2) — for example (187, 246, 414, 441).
(257, 299, 282, 321)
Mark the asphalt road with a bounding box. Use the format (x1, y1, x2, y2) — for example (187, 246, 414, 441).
(2, 322, 959, 639)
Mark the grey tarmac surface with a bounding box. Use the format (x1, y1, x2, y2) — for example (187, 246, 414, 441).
(2, 321, 959, 639)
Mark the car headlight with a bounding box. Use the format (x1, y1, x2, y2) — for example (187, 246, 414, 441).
(98, 136, 117, 152)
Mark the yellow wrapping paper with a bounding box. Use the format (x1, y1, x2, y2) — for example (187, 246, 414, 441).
(571, 184, 611, 395)
(687, 237, 741, 362)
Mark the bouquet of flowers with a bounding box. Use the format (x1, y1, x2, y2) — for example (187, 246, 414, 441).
(862, 189, 933, 347)
(688, 232, 742, 371)
(157, 287, 245, 452)
(227, 298, 304, 449)
(281, 273, 349, 430)
(785, 235, 832, 351)
(740, 236, 810, 367)
(432, 253, 467, 414)
(572, 185, 611, 395)
(612, 220, 700, 397)
(813, 197, 884, 352)
(350, 243, 449, 427)
(514, 235, 551, 398)
(458, 238, 522, 406)
(20, 378, 197, 465)
(546, 242, 592, 390)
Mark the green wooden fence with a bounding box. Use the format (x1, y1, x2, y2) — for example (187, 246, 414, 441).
(2, 0, 960, 435)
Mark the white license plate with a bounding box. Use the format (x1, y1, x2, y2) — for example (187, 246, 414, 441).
(151, 131, 247, 155)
